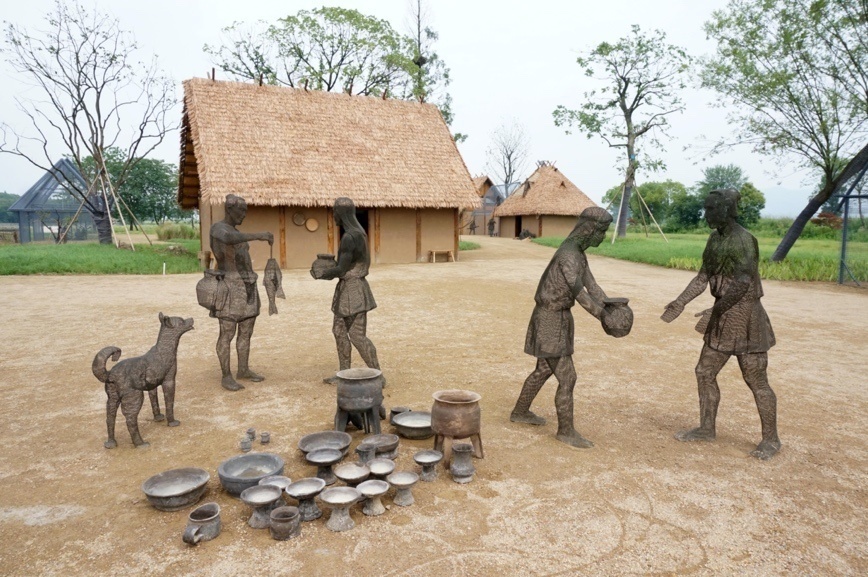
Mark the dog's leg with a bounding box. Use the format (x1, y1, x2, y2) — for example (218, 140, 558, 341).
(162, 375, 180, 427)
(149, 388, 165, 421)
(105, 384, 120, 449)
(120, 390, 149, 448)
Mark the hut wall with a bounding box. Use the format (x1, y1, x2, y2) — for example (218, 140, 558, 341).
(235, 205, 279, 270)
(419, 208, 455, 261)
(499, 216, 515, 238)
(541, 215, 577, 238)
(377, 208, 417, 264)
(284, 206, 330, 269)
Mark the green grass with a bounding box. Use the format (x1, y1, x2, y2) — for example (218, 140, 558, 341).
(533, 233, 868, 282)
(0, 241, 200, 275)
(459, 240, 481, 251)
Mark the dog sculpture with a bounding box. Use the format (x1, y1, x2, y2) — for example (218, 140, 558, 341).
(92, 313, 194, 448)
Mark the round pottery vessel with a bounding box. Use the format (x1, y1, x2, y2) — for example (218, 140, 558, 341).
(601, 298, 633, 338)
(320, 486, 362, 532)
(363, 433, 399, 455)
(269, 506, 301, 540)
(240, 484, 283, 529)
(431, 390, 482, 440)
(367, 458, 396, 479)
(218, 453, 285, 496)
(334, 462, 370, 486)
(335, 368, 384, 412)
(358, 480, 389, 516)
(182, 502, 221, 545)
(258, 475, 292, 492)
(285, 477, 327, 522)
(142, 467, 210, 512)
(392, 410, 434, 439)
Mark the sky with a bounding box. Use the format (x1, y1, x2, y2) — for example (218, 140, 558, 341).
(0, 0, 826, 216)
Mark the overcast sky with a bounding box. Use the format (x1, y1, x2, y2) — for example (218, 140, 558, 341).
(0, 0, 824, 216)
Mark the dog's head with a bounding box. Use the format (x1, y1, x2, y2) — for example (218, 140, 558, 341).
(158, 312, 195, 335)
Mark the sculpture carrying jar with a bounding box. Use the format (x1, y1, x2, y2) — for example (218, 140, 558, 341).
(431, 389, 484, 461)
(334, 368, 384, 434)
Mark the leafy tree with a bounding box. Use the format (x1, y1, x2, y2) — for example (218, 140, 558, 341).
(553, 25, 692, 237)
(695, 164, 749, 194)
(737, 182, 766, 226)
(701, 0, 868, 261)
(204, 6, 462, 140)
(0, 192, 19, 224)
(0, 0, 175, 245)
(667, 188, 705, 230)
(602, 179, 682, 221)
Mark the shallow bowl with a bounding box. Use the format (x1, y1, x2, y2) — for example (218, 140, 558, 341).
(363, 433, 400, 453)
(285, 477, 327, 500)
(357, 479, 389, 498)
(334, 462, 370, 485)
(240, 484, 283, 506)
(319, 486, 362, 507)
(413, 449, 444, 466)
(218, 453, 285, 496)
(392, 411, 434, 439)
(306, 448, 343, 466)
(367, 458, 396, 478)
(141, 467, 209, 512)
(386, 471, 419, 489)
(298, 431, 352, 455)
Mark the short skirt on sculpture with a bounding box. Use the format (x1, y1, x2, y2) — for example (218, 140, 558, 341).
(332, 277, 377, 318)
(524, 305, 574, 358)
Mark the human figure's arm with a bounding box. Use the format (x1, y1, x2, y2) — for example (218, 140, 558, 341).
(577, 261, 607, 319)
(320, 234, 355, 280)
(707, 234, 756, 323)
(661, 271, 709, 323)
(211, 224, 273, 246)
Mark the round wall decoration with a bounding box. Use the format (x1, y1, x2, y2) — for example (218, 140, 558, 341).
(305, 218, 319, 232)
(292, 212, 306, 226)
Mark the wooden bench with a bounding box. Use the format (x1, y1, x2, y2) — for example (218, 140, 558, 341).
(428, 250, 455, 263)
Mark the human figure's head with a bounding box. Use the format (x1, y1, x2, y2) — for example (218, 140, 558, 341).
(704, 189, 739, 229)
(567, 206, 613, 249)
(334, 197, 364, 235)
(225, 194, 248, 226)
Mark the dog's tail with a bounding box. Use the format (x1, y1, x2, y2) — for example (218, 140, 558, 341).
(92, 346, 122, 383)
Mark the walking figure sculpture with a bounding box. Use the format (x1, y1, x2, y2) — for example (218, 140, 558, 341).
(318, 198, 382, 385)
(661, 189, 781, 460)
(510, 207, 627, 448)
(210, 194, 273, 391)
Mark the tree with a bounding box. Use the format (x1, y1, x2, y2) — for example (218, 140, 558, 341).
(602, 179, 681, 221)
(701, 0, 868, 261)
(0, 192, 19, 224)
(553, 25, 692, 237)
(485, 119, 530, 198)
(737, 182, 766, 226)
(695, 164, 749, 194)
(0, 0, 175, 245)
(667, 188, 706, 230)
(205, 6, 463, 140)
(404, 0, 465, 142)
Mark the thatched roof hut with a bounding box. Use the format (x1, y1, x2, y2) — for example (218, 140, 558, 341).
(493, 163, 597, 238)
(179, 78, 478, 267)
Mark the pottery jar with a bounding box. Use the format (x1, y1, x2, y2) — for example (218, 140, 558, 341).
(335, 368, 384, 412)
(601, 298, 633, 338)
(431, 389, 482, 439)
(269, 506, 301, 541)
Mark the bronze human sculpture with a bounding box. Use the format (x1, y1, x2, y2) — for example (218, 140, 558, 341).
(510, 207, 630, 448)
(210, 194, 273, 391)
(317, 198, 382, 385)
(93, 313, 194, 448)
(662, 189, 781, 460)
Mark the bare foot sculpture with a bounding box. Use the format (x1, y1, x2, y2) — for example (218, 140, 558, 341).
(510, 207, 632, 449)
(662, 189, 780, 461)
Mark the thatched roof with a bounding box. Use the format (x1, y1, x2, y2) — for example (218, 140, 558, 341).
(493, 165, 597, 217)
(178, 78, 478, 210)
(472, 175, 494, 198)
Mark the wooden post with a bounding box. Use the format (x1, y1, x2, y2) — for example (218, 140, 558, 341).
(453, 208, 459, 262)
(327, 207, 335, 253)
(415, 209, 422, 262)
(278, 207, 287, 267)
(373, 208, 381, 264)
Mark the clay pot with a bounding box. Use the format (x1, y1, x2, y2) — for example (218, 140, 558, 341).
(269, 506, 301, 541)
(335, 368, 384, 412)
(601, 298, 633, 338)
(310, 253, 337, 279)
(431, 389, 482, 440)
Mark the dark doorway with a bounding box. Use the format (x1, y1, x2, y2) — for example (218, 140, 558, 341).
(514, 216, 523, 238)
(338, 209, 370, 240)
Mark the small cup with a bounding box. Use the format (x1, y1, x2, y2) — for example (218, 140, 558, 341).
(182, 502, 221, 545)
(261, 431, 270, 444)
(240, 437, 252, 452)
(246, 427, 256, 441)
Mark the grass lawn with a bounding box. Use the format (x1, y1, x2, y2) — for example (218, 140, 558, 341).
(534, 233, 868, 282)
(0, 239, 200, 275)
(459, 240, 481, 250)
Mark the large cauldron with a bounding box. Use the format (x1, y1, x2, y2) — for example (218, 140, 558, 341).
(335, 368, 384, 411)
(431, 389, 482, 440)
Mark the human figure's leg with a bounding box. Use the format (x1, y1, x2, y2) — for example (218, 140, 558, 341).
(217, 318, 243, 391)
(346, 312, 380, 370)
(550, 356, 593, 448)
(676, 344, 729, 441)
(236, 316, 263, 381)
(510, 357, 553, 425)
(324, 314, 353, 384)
(738, 352, 781, 460)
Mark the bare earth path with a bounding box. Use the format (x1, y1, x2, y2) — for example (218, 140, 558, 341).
(0, 236, 865, 576)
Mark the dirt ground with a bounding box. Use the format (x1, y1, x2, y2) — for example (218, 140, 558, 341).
(0, 235, 865, 576)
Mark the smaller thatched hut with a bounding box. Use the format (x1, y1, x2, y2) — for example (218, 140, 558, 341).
(493, 163, 597, 238)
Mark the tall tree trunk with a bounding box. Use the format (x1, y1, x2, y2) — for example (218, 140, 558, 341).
(616, 156, 638, 237)
(770, 182, 834, 261)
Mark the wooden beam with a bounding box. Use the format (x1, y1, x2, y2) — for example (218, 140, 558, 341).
(327, 207, 335, 253)
(373, 208, 381, 264)
(279, 207, 287, 268)
(453, 208, 459, 262)
(415, 209, 422, 262)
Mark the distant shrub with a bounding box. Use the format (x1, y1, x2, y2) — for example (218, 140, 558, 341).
(810, 212, 843, 230)
(156, 222, 199, 240)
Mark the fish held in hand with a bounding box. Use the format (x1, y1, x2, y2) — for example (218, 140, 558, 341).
(263, 258, 285, 315)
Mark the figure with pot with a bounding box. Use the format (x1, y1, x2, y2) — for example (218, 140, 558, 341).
(510, 206, 631, 448)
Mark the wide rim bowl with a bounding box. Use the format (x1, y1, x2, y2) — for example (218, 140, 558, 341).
(432, 389, 482, 404)
(298, 431, 352, 454)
